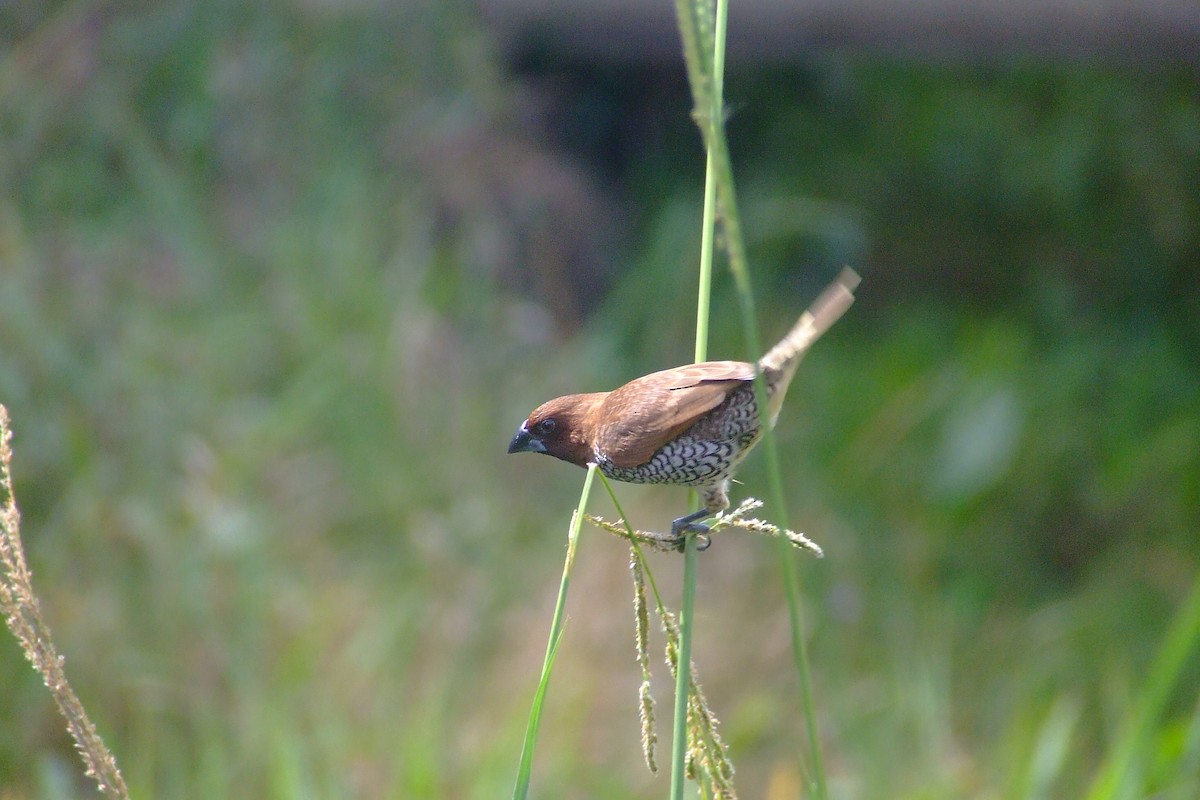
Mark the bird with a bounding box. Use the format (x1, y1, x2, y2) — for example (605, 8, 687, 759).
(507, 268, 860, 549)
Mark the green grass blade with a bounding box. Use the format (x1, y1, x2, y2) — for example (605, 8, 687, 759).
(512, 463, 598, 800)
(1085, 570, 1200, 800)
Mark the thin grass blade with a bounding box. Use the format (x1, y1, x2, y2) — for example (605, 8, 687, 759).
(512, 463, 597, 800)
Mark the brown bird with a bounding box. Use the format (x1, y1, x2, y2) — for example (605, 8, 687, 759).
(508, 268, 860, 548)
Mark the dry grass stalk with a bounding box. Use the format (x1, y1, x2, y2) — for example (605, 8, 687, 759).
(0, 405, 130, 799)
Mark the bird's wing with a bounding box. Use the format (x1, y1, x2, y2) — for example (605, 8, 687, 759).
(596, 361, 755, 468)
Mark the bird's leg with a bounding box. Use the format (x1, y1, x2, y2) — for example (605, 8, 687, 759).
(666, 480, 731, 552)
(644, 483, 731, 552)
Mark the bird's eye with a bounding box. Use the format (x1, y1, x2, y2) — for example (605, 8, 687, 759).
(535, 418, 557, 435)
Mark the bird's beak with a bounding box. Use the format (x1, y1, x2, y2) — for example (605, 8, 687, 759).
(507, 421, 547, 455)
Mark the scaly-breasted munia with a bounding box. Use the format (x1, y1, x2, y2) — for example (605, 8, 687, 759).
(508, 268, 859, 547)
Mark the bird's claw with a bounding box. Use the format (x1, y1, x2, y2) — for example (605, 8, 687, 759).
(669, 511, 713, 552)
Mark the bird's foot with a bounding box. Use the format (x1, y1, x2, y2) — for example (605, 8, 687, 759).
(668, 509, 713, 552)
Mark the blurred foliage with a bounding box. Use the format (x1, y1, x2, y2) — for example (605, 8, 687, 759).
(1, 1, 1198, 798)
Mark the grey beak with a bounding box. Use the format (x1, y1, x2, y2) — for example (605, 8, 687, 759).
(507, 422, 547, 455)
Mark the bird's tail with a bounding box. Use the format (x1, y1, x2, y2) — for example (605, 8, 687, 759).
(758, 267, 860, 418)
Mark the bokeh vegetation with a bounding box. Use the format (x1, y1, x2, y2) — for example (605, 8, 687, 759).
(1, 2, 1198, 798)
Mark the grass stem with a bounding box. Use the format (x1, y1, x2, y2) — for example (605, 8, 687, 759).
(670, 0, 827, 794)
(670, 0, 726, 794)
(0, 405, 130, 800)
(669, 535, 700, 800)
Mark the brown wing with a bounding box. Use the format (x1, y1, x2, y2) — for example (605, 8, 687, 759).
(594, 360, 755, 468)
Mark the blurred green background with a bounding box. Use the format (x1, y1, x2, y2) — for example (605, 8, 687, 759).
(2, 2, 1198, 798)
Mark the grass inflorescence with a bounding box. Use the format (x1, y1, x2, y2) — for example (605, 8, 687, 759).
(586, 497, 825, 557)
(630, 550, 658, 773)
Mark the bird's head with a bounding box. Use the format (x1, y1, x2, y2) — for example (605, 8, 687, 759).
(507, 393, 605, 468)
